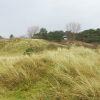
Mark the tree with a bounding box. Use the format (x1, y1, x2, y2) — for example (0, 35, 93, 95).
(27, 26, 39, 38)
(66, 22, 81, 40)
(38, 28, 48, 39)
(10, 34, 14, 39)
(47, 31, 64, 41)
(76, 28, 100, 43)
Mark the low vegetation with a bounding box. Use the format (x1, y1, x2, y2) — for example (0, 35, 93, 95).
(0, 39, 100, 100)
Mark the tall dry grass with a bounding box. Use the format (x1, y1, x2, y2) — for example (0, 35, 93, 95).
(0, 46, 100, 100)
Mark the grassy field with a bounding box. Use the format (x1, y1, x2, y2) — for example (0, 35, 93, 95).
(0, 39, 100, 100)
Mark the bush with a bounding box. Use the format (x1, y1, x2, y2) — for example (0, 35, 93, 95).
(23, 48, 34, 56)
(47, 31, 64, 41)
(76, 29, 100, 43)
(23, 47, 44, 55)
(37, 28, 48, 39)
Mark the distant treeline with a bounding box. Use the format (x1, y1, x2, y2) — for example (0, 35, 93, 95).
(1, 28, 100, 43)
(76, 29, 100, 43)
(33, 28, 65, 42)
(32, 28, 100, 43)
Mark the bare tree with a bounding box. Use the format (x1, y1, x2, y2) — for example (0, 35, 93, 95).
(66, 22, 81, 33)
(27, 26, 39, 38)
(66, 22, 81, 40)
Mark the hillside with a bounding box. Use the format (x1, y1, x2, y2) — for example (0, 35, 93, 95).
(0, 39, 65, 55)
(0, 39, 48, 55)
(0, 39, 100, 100)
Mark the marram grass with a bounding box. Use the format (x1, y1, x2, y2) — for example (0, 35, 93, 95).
(0, 39, 100, 100)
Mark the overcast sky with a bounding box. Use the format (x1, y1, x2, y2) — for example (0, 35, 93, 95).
(0, 0, 100, 37)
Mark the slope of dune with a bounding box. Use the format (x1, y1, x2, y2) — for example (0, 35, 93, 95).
(0, 39, 100, 100)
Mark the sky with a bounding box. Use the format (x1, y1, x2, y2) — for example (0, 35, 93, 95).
(0, 0, 100, 37)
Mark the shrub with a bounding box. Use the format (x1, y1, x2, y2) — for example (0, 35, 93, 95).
(47, 31, 64, 41)
(76, 29, 100, 43)
(23, 46, 46, 56)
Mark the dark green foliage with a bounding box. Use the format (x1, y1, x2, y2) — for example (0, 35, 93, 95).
(34, 30, 65, 41)
(47, 31, 64, 41)
(32, 27, 100, 43)
(34, 28, 48, 39)
(24, 47, 44, 55)
(10, 34, 14, 39)
(23, 48, 34, 56)
(76, 29, 100, 43)
(38, 28, 48, 39)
